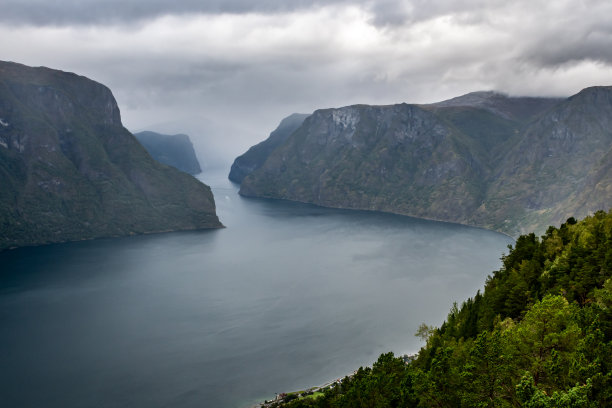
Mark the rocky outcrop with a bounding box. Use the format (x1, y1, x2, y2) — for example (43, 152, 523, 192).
(228, 113, 309, 183)
(134, 131, 202, 175)
(235, 88, 612, 236)
(0, 61, 222, 250)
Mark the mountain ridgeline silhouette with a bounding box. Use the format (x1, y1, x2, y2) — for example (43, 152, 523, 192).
(134, 131, 202, 175)
(0, 61, 221, 250)
(233, 88, 612, 236)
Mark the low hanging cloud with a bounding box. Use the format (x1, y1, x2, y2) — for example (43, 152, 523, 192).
(2, 0, 612, 164)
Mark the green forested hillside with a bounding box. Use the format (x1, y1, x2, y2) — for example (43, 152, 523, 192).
(276, 211, 612, 407)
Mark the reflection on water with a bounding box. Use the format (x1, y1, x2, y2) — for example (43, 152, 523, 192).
(0, 168, 513, 408)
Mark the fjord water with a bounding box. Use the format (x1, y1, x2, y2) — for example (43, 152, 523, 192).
(0, 169, 512, 408)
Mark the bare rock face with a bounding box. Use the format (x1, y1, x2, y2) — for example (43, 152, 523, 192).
(0, 61, 221, 250)
(235, 87, 612, 236)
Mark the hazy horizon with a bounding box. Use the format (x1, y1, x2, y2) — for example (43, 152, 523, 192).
(4, 0, 612, 165)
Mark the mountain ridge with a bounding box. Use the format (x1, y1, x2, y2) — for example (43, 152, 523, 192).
(0, 61, 222, 250)
(235, 87, 612, 236)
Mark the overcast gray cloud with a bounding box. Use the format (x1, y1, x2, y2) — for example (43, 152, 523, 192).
(1, 0, 354, 25)
(2, 0, 612, 167)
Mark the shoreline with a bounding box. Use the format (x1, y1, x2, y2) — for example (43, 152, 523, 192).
(237, 193, 517, 240)
(249, 376, 350, 408)
(250, 354, 415, 407)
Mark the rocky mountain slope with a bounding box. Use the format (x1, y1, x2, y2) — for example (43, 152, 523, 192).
(229, 113, 309, 183)
(470, 86, 612, 233)
(134, 131, 202, 175)
(235, 88, 612, 236)
(0, 61, 221, 250)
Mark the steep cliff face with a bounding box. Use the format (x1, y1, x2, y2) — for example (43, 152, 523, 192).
(228, 113, 309, 183)
(0, 61, 221, 250)
(240, 104, 491, 223)
(236, 88, 612, 236)
(474, 86, 612, 234)
(134, 131, 202, 175)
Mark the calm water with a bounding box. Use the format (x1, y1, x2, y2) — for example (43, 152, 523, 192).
(0, 169, 513, 408)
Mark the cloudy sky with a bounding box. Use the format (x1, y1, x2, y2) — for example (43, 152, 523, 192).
(3, 0, 612, 166)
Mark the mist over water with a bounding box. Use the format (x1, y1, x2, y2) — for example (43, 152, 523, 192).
(0, 169, 513, 408)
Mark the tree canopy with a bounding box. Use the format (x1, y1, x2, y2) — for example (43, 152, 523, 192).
(274, 210, 612, 407)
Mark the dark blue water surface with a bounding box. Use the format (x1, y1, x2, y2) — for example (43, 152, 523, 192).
(0, 169, 513, 407)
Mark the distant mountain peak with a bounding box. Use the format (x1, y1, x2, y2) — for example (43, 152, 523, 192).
(232, 86, 612, 237)
(0, 61, 221, 250)
(424, 90, 562, 122)
(228, 112, 309, 183)
(568, 85, 612, 104)
(428, 90, 508, 107)
(134, 131, 202, 175)
(576, 85, 612, 93)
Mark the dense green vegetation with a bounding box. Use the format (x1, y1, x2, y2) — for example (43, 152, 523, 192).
(275, 211, 612, 407)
